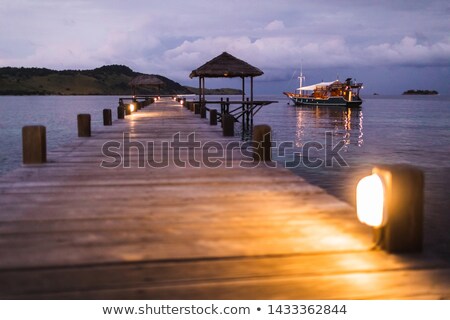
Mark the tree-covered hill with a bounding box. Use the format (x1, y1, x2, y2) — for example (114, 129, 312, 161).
(0, 65, 191, 95)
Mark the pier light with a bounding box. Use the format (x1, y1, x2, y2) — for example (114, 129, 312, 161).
(356, 173, 386, 228)
(129, 103, 135, 112)
(356, 165, 424, 253)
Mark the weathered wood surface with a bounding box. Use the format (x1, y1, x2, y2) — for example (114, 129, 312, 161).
(0, 98, 448, 299)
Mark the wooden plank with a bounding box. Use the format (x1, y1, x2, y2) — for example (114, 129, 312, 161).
(3, 267, 449, 300)
(1, 251, 448, 299)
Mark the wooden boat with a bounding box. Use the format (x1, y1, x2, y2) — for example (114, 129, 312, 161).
(284, 73, 363, 107)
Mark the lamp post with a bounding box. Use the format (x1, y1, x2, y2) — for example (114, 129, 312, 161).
(356, 164, 424, 253)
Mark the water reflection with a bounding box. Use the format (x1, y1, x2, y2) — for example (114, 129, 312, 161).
(294, 106, 364, 151)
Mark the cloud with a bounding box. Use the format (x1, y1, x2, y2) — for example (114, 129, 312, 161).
(265, 20, 285, 31)
(154, 35, 450, 81)
(0, 0, 449, 93)
(363, 36, 450, 67)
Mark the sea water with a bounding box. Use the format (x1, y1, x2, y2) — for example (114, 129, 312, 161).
(0, 95, 449, 258)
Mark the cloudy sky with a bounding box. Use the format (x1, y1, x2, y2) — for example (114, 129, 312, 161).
(1, 0, 449, 94)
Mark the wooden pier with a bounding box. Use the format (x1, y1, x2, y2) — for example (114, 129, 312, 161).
(0, 98, 449, 299)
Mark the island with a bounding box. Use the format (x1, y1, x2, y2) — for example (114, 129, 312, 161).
(0, 65, 241, 95)
(402, 89, 439, 95)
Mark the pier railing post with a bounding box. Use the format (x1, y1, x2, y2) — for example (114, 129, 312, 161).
(22, 125, 46, 164)
(200, 102, 207, 118)
(252, 125, 272, 161)
(77, 114, 91, 137)
(195, 103, 200, 115)
(210, 109, 217, 125)
(103, 109, 112, 126)
(222, 114, 234, 136)
(117, 104, 125, 119)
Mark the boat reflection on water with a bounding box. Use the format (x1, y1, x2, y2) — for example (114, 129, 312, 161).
(286, 104, 366, 208)
(294, 105, 364, 152)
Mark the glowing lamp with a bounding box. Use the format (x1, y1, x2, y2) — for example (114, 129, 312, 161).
(356, 173, 386, 227)
(129, 103, 135, 112)
(356, 165, 424, 253)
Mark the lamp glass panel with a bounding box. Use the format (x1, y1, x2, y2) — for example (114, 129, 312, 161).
(356, 173, 385, 227)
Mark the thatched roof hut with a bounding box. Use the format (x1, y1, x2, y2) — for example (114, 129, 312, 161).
(129, 75, 165, 95)
(189, 52, 263, 78)
(129, 75, 165, 87)
(189, 52, 264, 103)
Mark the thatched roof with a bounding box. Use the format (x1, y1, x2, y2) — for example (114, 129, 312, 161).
(190, 52, 264, 78)
(129, 75, 164, 87)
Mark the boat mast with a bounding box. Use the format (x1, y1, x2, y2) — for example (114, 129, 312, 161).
(298, 62, 305, 96)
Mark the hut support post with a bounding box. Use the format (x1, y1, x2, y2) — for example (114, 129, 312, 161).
(202, 77, 206, 104)
(250, 76, 254, 136)
(242, 77, 246, 134)
(198, 77, 202, 104)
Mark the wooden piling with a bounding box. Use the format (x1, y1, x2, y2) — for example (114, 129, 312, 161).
(195, 103, 200, 115)
(117, 105, 125, 119)
(222, 114, 234, 136)
(22, 125, 46, 164)
(126, 104, 132, 115)
(77, 114, 91, 137)
(210, 109, 217, 125)
(103, 109, 112, 126)
(200, 104, 207, 118)
(252, 124, 272, 161)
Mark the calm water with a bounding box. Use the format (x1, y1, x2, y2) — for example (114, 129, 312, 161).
(0, 95, 449, 258)
(0, 96, 122, 175)
(256, 94, 450, 259)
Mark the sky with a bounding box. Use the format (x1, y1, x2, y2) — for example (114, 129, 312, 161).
(0, 0, 449, 94)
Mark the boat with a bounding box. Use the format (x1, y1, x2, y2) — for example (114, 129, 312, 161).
(284, 72, 363, 107)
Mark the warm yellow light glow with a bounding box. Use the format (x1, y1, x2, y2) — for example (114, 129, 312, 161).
(180, 100, 184, 105)
(129, 103, 135, 112)
(356, 173, 386, 227)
